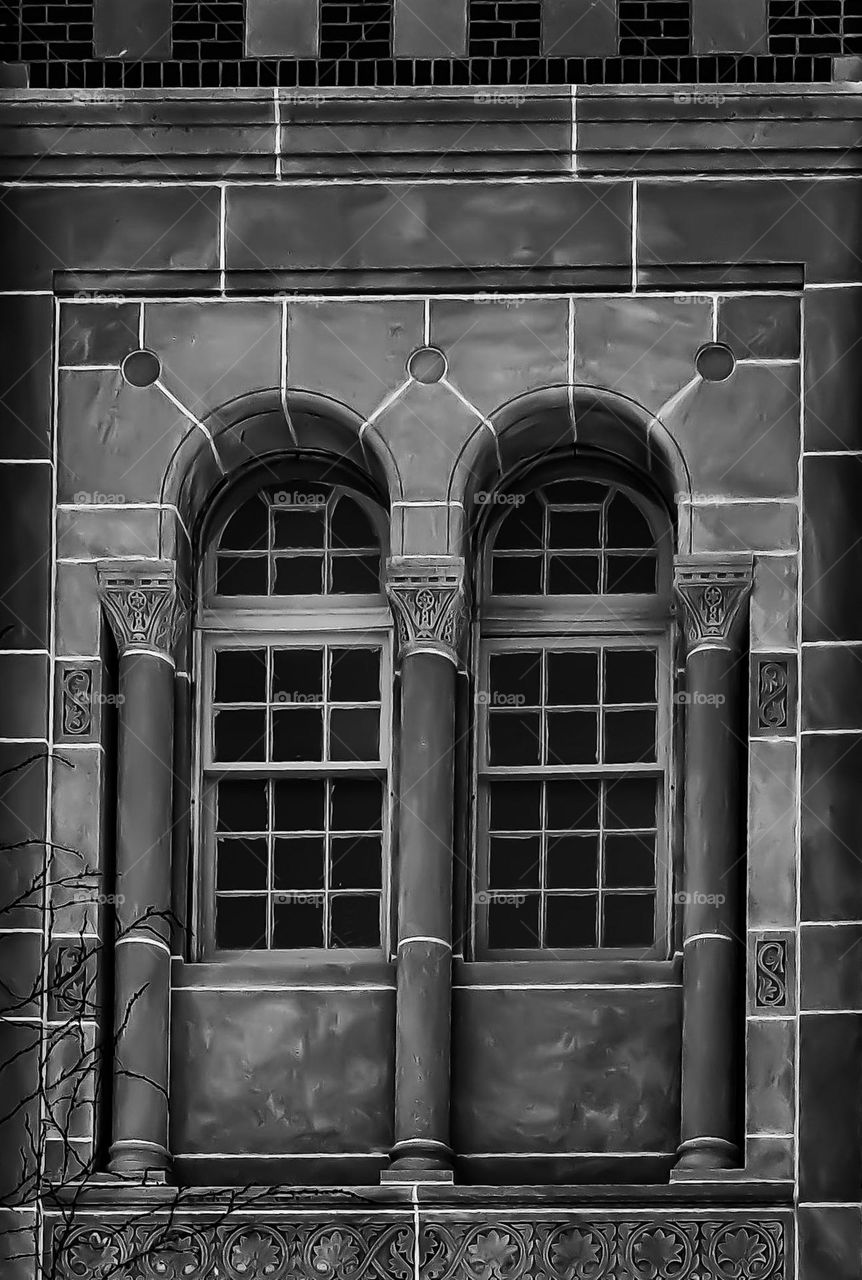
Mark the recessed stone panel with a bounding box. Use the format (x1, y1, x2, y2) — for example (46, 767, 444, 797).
(432, 297, 568, 419)
(692, 0, 768, 55)
(393, 0, 467, 57)
(0, 463, 50, 651)
(746, 1017, 795, 1135)
(803, 454, 862, 642)
(0, 186, 220, 290)
(0, 295, 52, 461)
(717, 293, 800, 360)
(145, 301, 281, 422)
(246, 0, 319, 56)
(543, 0, 618, 56)
(286, 299, 423, 420)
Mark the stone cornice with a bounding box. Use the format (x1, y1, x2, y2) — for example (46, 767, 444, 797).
(1, 86, 860, 179)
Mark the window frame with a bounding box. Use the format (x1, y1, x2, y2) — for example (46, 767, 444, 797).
(191, 461, 393, 963)
(470, 456, 677, 963)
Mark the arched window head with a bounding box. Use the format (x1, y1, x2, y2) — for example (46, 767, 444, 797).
(195, 460, 392, 959)
(473, 459, 674, 960)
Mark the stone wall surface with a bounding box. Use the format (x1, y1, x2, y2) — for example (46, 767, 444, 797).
(0, 84, 858, 1279)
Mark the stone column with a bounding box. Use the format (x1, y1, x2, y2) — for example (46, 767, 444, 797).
(97, 561, 182, 1180)
(382, 557, 468, 1182)
(672, 555, 753, 1174)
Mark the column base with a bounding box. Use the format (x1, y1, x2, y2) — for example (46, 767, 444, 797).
(107, 1139, 172, 1182)
(672, 1136, 740, 1174)
(383, 1139, 454, 1182)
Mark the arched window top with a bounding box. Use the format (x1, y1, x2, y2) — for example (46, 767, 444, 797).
(483, 467, 671, 601)
(200, 462, 388, 607)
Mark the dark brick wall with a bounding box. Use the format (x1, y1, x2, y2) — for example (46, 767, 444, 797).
(620, 1, 690, 58)
(172, 1, 243, 62)
(768, 0, 859, 55)
(320, 1, 392, 60)
(468, 1, 543, 59)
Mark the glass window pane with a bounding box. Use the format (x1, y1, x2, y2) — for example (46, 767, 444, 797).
(604, 777, 657, 830)
(215, 896, 267, 950)
(331, 496, 376, 549)
(272, 649, 323, 703)
(547, 710, 599, 765)
(272, 507, 325, 549)
(273, 555, 324, 595)
(220, 495, 269, 551)
(548, 509, 600, 550)
(607, 493, 653, 548)
(489, 781, 541, 830)
(546, 651, 598, 706)
(545, 894, 598, 948)
(273, 837, 325, 890)
(488, 651, 541, 707)
(273, 779, 325, 832)
(213, 709, 266, 762)
(488, 711, 541, 766)
(488, 836, 541, 890)
(602, 893, 655, 948)
(214, 649, 267, 703)
(487, 895, 540, 949)
(216, 778, 267, 833)
(547, 835, 599, 889)
(217, 555, 268, 596)
(606, 553, 657, 593)
(546, 779, 600, 830)
(331, 836, 382, 889)
(604, 709, 656, 764)
(330, 895, 380, 948)
(545, 480, 607, 504)
(604, 834, 656, 889)
(329, 708, 380, 762)
(329, 648, 380, 703)
(548, 555, 599, 594)
(491, 555, 543, 594)
(493, 495, 544, 550)
(330, 779, 382, 831)
(216, 838, 268, 891)
(272, 900, 324, 948)
(331, 554, 381, 594)
(604, 650, 657, 704)
(271, 707, 324, 762)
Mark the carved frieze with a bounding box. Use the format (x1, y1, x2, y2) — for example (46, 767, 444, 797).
(750, 653, 797, 738)
(385, 556, 468, 663)
(674, 557, 753, 652)
(97, 561, 185, 657)
(50, 1216, 789, 1280)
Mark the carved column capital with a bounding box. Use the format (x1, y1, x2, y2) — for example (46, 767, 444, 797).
(673, 555, 753, 653)
(385, 556, 469, 665)
(97, 560, 185, 658)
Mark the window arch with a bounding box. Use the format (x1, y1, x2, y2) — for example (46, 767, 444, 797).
(194, 457, 393, 959)
(472, 456, 675, 960)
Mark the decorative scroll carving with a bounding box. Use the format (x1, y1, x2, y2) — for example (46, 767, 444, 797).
(97, 560, 184, 656)
(61, 667, 92, 737)
(755, 938, 788, 1009)
(51, 1218, 788, 1280)
(385, 556, 468, 663)
(750, 653, 797, 737)
(674, 557, 753, 651)
(52, 942, 89, 1016)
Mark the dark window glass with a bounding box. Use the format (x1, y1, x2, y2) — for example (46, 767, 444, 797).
(546, 894, 597, 948)
(273, 555, 324, 595)
(330, 895, 380, 948)
(273, 837, 325, 890)
(602, 893, 655, 947)
(331, 836, 382, 889)
(272, 899, 325, 949)
(217, 778, 267, 832)
(547, 835, 598, 889)
(273, 779, 325, 832)
(271, 707, 324, 762)
(488, 711, 541, 766)
(330, 779, 382, 832)
(214, 709, 266, 762)
(330, 648, 380, 702)
(217, 555, 268, 596)
(488, 895, 540, 949)
(488, 651, 541, 706)
(215, 649, 267, 703)
(488, 836, 541, 890)
(216, 838, 268, 891)
(215, 896, 267, 950)
(491, 555, 543, 594)
(329, 708, 379, 762)
(331, 554, 381, 593)
(489, 781, 541, 830)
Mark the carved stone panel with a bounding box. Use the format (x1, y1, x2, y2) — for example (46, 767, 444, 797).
(386, 555, 468, 664)
(55, 659, 101, 745)
(674, 557, 754, 651)
(97, 560, 183, 657)
(749, 931, 795, 1017)
(750, 653, 797, 738)
(49, 1214, 791, 1280)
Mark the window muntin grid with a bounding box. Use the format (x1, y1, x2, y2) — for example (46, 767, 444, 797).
(476, 638, 668, 956)
(214, 480, 382, 598)
(488, 479, 658, 597)
(201, 635, 391, 955)
(475, 471, 673, 960)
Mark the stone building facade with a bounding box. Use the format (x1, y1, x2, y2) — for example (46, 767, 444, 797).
(1, 3, 861, 1279)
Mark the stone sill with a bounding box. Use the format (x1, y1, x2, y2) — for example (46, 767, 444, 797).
(0, 84, 860, 179)
(46, 1177, 794, 1211)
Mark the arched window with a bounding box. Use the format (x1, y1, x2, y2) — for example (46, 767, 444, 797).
(194, 460, 392, 958)
(473, 459, 674, 959)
